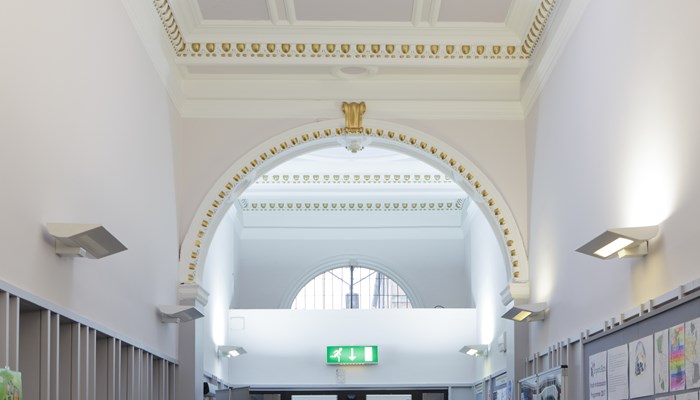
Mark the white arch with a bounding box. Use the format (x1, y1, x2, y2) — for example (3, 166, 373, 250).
(179, 119, 530, 299)
(279, 254, 425, 309)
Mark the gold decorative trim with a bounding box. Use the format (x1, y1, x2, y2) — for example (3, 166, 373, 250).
(183, 126, 523, 284)
(152, 0, 185, 53)
(255, 174, 453, 185)
(239, 199, 466, 211)
(342, 102, 366, 133)
(178, 41, 524, 60)
(152, 0, 558, 61)
(522, 0, 558, 56)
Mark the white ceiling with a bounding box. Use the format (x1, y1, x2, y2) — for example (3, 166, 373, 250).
(238, 146, 470, 229)
(141, 0, 563, 118)
(196, 0, 513, 23)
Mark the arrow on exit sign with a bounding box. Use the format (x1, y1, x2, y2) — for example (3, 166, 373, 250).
(326, 346, 378, 365)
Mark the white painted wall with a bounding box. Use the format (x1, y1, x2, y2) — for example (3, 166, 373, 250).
(234, 227, 471, 309)
(202, 211, 238, 378)
(526, 0, 700, 352)
(224, 309, 479, 386)
(465, 204, 510, 378)
(0, 0, 180, 358)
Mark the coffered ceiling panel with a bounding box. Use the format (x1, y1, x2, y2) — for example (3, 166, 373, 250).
(197, 0, 270, 21)
(144, 0, 561, 117)
(294, 0, 414, 22)
(438, 0, 512, 23)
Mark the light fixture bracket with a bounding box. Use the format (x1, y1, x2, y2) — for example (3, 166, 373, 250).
(459, 345, 489, 357)
(157, 304, 204, 323)
(218, 345, 247, 358)
(576, 226, 659, 259)
(47, 223, 127, 259)
(501, 302, 546, 322)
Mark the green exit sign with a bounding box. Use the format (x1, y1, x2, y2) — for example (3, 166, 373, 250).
(326, 346, 378, 365)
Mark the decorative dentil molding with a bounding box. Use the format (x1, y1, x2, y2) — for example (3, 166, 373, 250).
(153, 0, 558, 62)
(253, 173, 454, 185)
(238, 199, 466, 212)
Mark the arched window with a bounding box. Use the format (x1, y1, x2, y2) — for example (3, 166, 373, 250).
(291, 266, 412, 309)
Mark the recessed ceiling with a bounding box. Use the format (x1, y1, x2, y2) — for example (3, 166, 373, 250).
(145, 0, 560, 117)
(237, 146, 470, 229)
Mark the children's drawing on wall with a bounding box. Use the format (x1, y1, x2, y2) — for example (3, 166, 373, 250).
(670, 323, 686, 391)
(686, 317, 700, 389)
(0, 368, 21, 400)
(629, 335, 654, 398)
(655, 329, 670, 393)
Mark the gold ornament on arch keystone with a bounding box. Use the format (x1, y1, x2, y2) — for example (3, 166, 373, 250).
(342, 102, 366, 133)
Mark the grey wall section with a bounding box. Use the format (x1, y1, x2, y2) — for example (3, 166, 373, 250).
(582, 292, 700, 400)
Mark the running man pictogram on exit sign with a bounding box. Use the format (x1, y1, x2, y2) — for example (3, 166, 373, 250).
(326, 346, 378, 365)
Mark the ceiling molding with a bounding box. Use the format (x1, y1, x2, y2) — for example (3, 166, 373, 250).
(504, 0, 540, 39)
(153, 0, 558, 62)
(121, 0, 186, 110)
(178, 41, 525, 61)
(180, 99, 524, 120)
(134, 0, 572, 118)
(253, 173, 454, 185)
(521, 0, 590, 115)
(238, 199, 467, 212)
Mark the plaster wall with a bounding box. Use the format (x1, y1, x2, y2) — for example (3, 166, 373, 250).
(234, 227, 471, 309)
(466, 205, 510, 378)
(526, 0, 700, 352)
(202, 211, 238, 379)
(0, 0, 181, 358)
(224, 309, 479, 386)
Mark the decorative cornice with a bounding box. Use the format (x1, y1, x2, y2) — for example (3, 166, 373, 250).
(521, 0, 558, 57)
(153, 0, 185, 53)
(152, 0, 559, 62)
(522, 0, 589, 115)
(178, 42, 524, 60)
(238, 199, 466, 212)
(254, 174, 453, 185)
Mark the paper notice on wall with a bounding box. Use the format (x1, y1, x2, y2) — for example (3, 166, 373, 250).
(656, 329, 671, 393)
(686, 317, 700, 389)
(590, 351, 608, 400)
(670, 323, 686, 391)
(630, 335, 654, 398)
(608, 344, 629, 400)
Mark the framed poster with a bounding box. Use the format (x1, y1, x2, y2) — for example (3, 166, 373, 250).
(538, 367, 566, 400)
(0, 368, 21, 400)
(475, 382, 484, 400)
(519, 375, 537, 400)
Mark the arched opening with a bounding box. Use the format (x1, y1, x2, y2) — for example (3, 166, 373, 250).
(186, 119, 527, 387)
(180, 119, 528, 289)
